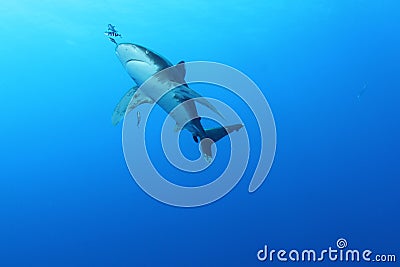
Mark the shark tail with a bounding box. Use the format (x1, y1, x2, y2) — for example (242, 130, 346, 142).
(200, 124, 244, 162)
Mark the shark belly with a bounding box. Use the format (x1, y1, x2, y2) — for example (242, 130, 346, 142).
(141, 79, 199, 130)
(124, 59, 198, 129)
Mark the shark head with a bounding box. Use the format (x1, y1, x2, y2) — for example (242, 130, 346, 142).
(115, 43, 171, 84)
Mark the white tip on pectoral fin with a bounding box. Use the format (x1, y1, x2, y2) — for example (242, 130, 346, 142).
(126, 90, 154, 112)
(112, 86, 138, 126)
(174, 86, 225, 120)
(112, 86, 153, 126)
(194, 97, 225, 120)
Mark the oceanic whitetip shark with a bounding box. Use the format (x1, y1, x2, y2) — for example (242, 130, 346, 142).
(112, 43, 243, 162)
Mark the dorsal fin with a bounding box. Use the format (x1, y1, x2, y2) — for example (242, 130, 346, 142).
(176, 61, 186, 78)
(174, 61, 187, 86)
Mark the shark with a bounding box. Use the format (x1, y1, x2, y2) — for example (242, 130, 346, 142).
(112, 43, 243, 162)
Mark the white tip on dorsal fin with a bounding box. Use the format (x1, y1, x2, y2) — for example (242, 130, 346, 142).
(171, 61, 187, 86)
(112, 86, 154, 126)
(176, 61, 186, 78)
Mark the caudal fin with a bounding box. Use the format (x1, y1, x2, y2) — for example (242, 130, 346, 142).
(200, 124, 244, 162)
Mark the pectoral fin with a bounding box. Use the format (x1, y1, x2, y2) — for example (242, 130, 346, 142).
(112, 86, 153, 125)
(126, 90, 154, 112)
(173, 86, 225, 119)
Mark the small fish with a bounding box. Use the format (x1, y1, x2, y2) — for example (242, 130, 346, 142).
(105, 31, 122, 38)
(137, 111, 141, 127)
(108, 24, 117, 32)
(109, 37, 117, 45)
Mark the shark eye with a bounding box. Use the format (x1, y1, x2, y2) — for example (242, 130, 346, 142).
(145, 50, 149, 55)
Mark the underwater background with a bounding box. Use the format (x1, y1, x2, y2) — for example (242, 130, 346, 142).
(0, 0, 399, 266)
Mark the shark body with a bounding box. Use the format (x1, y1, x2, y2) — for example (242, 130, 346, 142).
(112, 43, 243, 161)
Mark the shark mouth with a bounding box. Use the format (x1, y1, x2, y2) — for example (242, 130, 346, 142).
(126, 59, 147, 64)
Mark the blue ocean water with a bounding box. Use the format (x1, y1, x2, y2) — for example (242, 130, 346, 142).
(1, 1, 399, 266)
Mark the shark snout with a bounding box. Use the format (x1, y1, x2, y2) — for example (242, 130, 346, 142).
(115, 43, 140, 65)
(115, 43, 127, 57)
